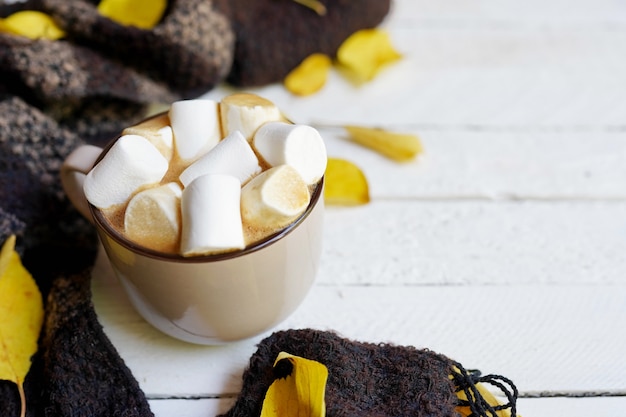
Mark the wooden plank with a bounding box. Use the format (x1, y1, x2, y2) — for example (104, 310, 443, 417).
(203, 38, 626, 200)
(517, 396, 626, 417)
(92, 253, 626, 398)
(148, 396, 626, 417)
(320, 201, 626, 285)
(203, 22, 626, 129)
(319, 131, 626, 200)
(207, 53, 626, 133)
(391, 0, 626, 23)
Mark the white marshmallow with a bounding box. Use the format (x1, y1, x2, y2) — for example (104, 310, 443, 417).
(253, 122, 327, 184)
(219, 93, 283, 141)
(122, 113, 174, 160)
(124, 183, 182, 253)
(156, 126, 174, 156)
(180, 174, 245, 256)
(241, 165, 311, 235)
(84, 135, 169, 209)
(179, 130, 262, 187)
(169, 99, 221, 163)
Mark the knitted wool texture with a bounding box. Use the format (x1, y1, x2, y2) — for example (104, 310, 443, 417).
(221, 329, 459, 417)
(0, 268, 154, 417)
(0, 0, 235, 142)
(0, 95, 99, 294)
(40, 268, 154, 416)
(40, 0, 235, 98)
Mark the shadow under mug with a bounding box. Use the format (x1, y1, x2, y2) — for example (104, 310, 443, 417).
(61, 136, 324, 345)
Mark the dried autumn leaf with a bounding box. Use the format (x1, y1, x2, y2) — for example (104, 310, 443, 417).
(98, 0, 166, 29)
(292, 0, 327, 16)
(324, 158, 370, 206)
(0, 235, 44, 417)
(284, 53, 332, 96)
(0, 11, 65, 40)
(344, 125, 422, 162)
(336, 29, 402, 83)
(261, 352, 328, 417)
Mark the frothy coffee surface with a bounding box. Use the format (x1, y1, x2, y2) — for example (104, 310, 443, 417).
(88, 94, 326, 257)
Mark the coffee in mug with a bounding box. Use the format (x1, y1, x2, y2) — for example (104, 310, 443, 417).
(83, 93, 326, 256)
(61, 92, 326, 344)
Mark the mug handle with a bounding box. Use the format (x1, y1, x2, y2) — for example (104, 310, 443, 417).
(60, 145, 103, 221)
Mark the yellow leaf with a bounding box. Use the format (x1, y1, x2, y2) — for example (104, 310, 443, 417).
(0, 11, 65, 40)
(0, 235, 44, 417)
(261, 352, 328, 417)
(324, 158, 370, 206)
(344, 125, 422, 162)
(292, 0, 327, 16)
(336, 29, 402, 83)
(284, 53, 332, 96)
(97, 0, 166, 29)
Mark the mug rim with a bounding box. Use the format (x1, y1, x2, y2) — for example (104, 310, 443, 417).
(88, 129, 325, 263)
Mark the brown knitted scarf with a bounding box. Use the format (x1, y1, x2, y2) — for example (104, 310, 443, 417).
(0, 0, 234, 143)
(0, 268, 155, 417)
(221, 329, 518, 417)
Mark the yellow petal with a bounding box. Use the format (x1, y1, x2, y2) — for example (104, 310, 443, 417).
(336, 29, 402, 83)
(284, 53, 332, 96)
(0, 235, 44, 417)
(291, 0, 327, 16)
(261, 352, 328, 417)
(344, 125, 422, 162)
(97, 0, 166, 29)
(324, 158, 370, 206)
(0, 11, 65, 40)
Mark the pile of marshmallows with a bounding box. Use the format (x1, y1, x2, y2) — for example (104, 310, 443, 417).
(83, 93, 327, 256)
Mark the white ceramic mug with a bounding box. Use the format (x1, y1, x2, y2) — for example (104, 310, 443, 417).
(61, 131, 324, 345)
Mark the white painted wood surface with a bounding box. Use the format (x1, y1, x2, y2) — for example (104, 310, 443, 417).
(90, 0, 626, 415)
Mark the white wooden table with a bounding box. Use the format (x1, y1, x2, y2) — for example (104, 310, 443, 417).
(91, 0, 626, 415)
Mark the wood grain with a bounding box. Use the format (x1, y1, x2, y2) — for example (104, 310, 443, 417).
(92, 254, 626, 397)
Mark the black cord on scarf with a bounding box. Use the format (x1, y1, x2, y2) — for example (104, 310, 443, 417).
(451, 361, 518, 417)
